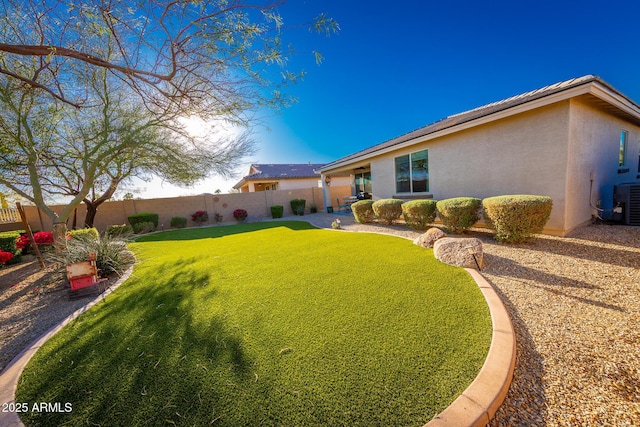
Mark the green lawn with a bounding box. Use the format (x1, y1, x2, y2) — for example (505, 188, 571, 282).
(17, 221, 491, 426)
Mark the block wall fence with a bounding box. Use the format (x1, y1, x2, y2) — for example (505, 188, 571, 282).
(18, 185, 352, 233)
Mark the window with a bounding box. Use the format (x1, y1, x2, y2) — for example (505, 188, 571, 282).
(395, 149, 428, 193)
(620, 130, 628, 167)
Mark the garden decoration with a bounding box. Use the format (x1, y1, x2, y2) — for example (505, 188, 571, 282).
(66, 251, 108, 299)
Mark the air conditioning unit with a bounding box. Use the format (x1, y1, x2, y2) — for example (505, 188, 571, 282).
(613, 183, 640, 225)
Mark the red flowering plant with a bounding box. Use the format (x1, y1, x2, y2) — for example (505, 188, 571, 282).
(33, 231, 54, 245)
(191, 210, 209, 225)
(16, 234, 31, 250)
(0, 250, 14, 265)
(233, 209, 248, 222)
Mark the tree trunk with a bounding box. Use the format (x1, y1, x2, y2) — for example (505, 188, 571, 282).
(84, 201, 98, 228)
(52, 222, 68, 252)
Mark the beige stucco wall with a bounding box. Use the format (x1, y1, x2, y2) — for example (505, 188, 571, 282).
(566, 97, 640, 231)
(21, 188, 325, 233)
(368, 102, 572, 233)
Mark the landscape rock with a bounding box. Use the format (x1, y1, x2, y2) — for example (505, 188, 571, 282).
(433, 237, 483, 269)
(413, 227, 447, 248)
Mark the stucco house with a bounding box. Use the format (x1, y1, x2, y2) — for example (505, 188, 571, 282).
(318, 75, 640, 235)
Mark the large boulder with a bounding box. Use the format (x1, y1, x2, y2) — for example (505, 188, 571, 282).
(433, 237, 483, 269)
(413, 227, 447, 248)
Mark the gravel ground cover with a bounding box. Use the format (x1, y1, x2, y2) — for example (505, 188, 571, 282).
(1, 214, 639, 426)
(307, 213, 640, 426)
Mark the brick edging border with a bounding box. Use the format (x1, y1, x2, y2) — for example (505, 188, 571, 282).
(0, 267, 134, 427)
(425, 268, 516, 426)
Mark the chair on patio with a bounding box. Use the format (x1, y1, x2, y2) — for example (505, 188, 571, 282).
(336, 198, 351, 213)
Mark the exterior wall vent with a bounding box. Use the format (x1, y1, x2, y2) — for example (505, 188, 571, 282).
(613, 183, 640, 225)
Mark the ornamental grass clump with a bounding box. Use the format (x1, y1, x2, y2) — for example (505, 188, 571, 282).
(483, 195, 553, 243)
(402, 199, 437, 231)
(372, 198, 404, 225)
(47, 233, 135, 277)
(351, 200, 375, 223)
(436, 197, 482, 234)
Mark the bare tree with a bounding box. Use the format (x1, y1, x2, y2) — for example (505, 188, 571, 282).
(0, 0, 338, 247)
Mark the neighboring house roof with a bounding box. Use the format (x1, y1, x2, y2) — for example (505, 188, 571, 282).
(233, 163, 323, 189)
(319, 75, 640, 172)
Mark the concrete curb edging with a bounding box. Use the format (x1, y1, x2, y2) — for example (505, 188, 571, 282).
(425, 268, 516, 426)
(0, 267, 134, 427)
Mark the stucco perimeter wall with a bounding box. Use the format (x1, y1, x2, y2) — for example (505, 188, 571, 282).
(21, 188, 325, 233)
(370, 102, 571, 233)
(567, 97, 640, 229)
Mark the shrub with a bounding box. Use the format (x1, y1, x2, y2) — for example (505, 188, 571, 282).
(33, 231, 54, 245)
(270, 205, 284, 219)
(133, 221, 156, 234)
(48, 233, 135, 277)
(351, 200, 375, 223)
(67, 228, 99, 241)
(233, 209, 248, 222)
(0, 250, 14, 265)
(16, 234, 31, 251)
(483, 195, 553, 243)
(128, 212, 159, 228)
(170, 216, 188, 228)
(436, 197, 482, 233)
(191, 210, 208, 225)
(290, 199, 306, 216)
(402, 200, 438, 231)
(214, 213, 223, 222)
(309, 204, 318, 214)
(372, 199, 403, 225)
(0, 231, 20, 254)
(105, 224, 134, 238)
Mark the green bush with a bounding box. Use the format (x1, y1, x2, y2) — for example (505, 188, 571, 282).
(0, 231, 20, 254)
(402, 200, 438, 231)
(67, 228, 99, 241)
(290, 199, 306, 216)
(351, 200, 375, 223)
(105, 224, 134, 238)
(270, 205, 284, 219)
(170, 216, 188, 228)
(133, 221, 156, 234)
(309, 204, 318, 214)
(372, 199, 403, 225)
(436, 197, 482, 233)
(483, 195, 553, 243)
(128, 212, 159, 228)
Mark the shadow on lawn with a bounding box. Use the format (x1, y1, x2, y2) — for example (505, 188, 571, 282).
(135, 220, 317, 243)
(18, 262, 257, 426)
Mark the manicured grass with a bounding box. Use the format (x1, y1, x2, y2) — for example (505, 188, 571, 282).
(17, 221, 491, 426)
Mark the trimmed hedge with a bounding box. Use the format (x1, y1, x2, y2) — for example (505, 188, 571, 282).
(372, 199, 403, 225)
(128, 212, 159, 228)
(351, 200, 375, 223)
(290, 199, 306, 216)
(170, 216, 188, 228)
(270, 205, 284, 219)
(436, 197, 481, 234)
(0, 231, 20, 254)
(402, 200, 437, 231)
(483, 195, 553, 243)
(68, 228, 99, 241)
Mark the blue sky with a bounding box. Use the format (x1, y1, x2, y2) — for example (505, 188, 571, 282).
(140, 0, 640, 197)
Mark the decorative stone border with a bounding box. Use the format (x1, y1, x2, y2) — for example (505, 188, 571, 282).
(425, 268, 516, 426)
(0, 267, 134, 427)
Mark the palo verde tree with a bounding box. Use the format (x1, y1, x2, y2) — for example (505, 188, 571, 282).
(0, 0, 338, 247)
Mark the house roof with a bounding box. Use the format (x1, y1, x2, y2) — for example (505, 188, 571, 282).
(233, 163, 323, 189)
(318, 75, 640, 173)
